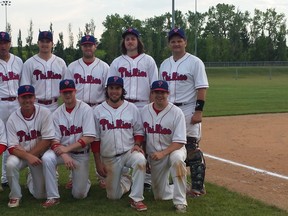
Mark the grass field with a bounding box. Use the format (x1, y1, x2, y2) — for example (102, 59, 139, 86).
(0, 66, 287, 215)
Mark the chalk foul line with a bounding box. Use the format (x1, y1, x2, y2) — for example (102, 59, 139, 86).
(204, 153, 288, 181)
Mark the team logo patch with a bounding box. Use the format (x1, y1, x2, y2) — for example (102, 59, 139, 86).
(173, 28, 179, 33)
(64, 80, 70, 86)
(157, 81, 163, 87)
(113, 76, 119, 82)
(128, 28, 133, 32)
(1, 32, 5, 39)
(85, 35, 90, 41)
(25, 85, 31, 92)
(44, 31, 48, 37)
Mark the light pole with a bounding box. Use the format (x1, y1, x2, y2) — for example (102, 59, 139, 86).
(1, 0, 11, 32)
(172, 0, 175, 28)
(194, 0, 197, 55)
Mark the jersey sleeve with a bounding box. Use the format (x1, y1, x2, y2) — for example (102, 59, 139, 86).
(6, 116, 19, 148)
(0, 120, 7, 148)
(132, 105, 144, 136)
(65, 63, 75, 80)
(81, 105, 96, 138)
(40, 109, 55, 140)
(194, 58, 209, 89)
(20, 59, 33, 85)
(172, 108, 187, 144)
(147, 56, 159, 84)
(93, 107, 101, 141)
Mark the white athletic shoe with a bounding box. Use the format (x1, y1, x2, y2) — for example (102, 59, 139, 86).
(8, 198, 20, 208)
(175, 204, 187, 213)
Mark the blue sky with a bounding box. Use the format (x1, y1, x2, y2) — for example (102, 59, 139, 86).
(1, 0, 287, 46)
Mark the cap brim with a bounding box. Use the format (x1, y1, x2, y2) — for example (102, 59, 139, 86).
(151, 88, 169, 92)
(168, 33, 185, 40)
(18, 93, 34, 97)
(60, 88, 76, 93)
(81, 41, 95, 45)
(122, 32, 139, 38)
(0, 39, 11, 42)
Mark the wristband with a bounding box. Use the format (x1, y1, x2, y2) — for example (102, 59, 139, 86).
(51, 143, 61, 151)
(135, 143, 142, 147)
(78, 139, 86, 148)
(195, 100, 205, 111)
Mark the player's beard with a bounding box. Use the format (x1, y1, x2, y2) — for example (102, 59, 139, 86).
(109, 97, 121, 104)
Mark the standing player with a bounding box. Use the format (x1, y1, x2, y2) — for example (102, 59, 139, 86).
(141, 80, 187, 213)
(108, 27, 158, 188)
(6, 85, 54, 208)
(92, 76, 147, 211)
(65, 35, 109, 107)
(20, 31, 67, 112)
(0, 31, 23, 190)
(41, 79, 96, 208)
(0, 118, 7, 192)
(159, 28, 209, 197)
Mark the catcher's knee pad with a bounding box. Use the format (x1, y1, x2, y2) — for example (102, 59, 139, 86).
(185, 137, 206, 192)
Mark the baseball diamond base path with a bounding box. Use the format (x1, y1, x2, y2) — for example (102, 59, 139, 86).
(201, 113, 288, 212)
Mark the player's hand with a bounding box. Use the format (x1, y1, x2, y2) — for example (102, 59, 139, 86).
(131, 145, 144, 155)
(61, 153, 76, 170)
(191, 111, 203, 124)
(54, 145, 69, 155)
(150, 151, 165, 161)
(27, 154, 42, 166)
(96, 161, 107, 178)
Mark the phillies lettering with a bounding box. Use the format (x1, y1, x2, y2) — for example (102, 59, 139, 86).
(33, 70, 62, 80)
(74, 73, 101, 84)
(17, 130, 41, 142)
(0, 72, 20, 81)
(161, 71, 187, 81)
(100, 119, 132, 130)
(59, 125, 83, 136)
(118, 67, 147, 77)
(143, 122, 172, 135)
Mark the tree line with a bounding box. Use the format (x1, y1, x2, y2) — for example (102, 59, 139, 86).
(8, 3, 288, 66)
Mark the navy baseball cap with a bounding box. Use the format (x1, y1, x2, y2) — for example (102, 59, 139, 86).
(168, 28, 186, 41)
(18, 85, 35, 97)
(0, 32, 11, 42)
(122, 28, 140, 38)
(59, 79, 76, 92)
(81, 35, 96, 45)
(106, 76, 124, 87)
(38, 31, 53, 42)
(151, 80, 169, 92)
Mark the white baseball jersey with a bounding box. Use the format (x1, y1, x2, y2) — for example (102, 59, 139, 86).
(141, 102, 187, 205)
(0, 54, 23, 122)
(93, 100, 144, 157)
(108, 54, 158, 101)
(53, 99, 96, 148)
(142, 102, 186, 154)
(20, 54, 67, 100)
(159, 52, 209, 106)
(6, 105, 55, 151)
(0, 118, 7, 148)
(65, 58, 109, 105)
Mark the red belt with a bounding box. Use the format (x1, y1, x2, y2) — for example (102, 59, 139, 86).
(1, 97, 17, 101)
(37, 98, 58, 105)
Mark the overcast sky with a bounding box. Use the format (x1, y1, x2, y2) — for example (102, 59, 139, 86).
(1, 0, 287, 46)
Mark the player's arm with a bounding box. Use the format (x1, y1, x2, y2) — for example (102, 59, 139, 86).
(150, 142, 184, 161)
(28, 139, 52, 157)
(54, 136, 95, 154)
(191, 88, 207, 125)
(10, 146, 42, 166)
(91, 140, 107, 177)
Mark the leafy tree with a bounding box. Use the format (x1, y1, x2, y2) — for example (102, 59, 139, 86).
(17, 29, 23, 59)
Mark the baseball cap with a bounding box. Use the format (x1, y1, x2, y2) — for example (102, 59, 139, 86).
(80, 35, 96, 45)
(0, 32, 11, 42)
(151, 80, 169, 92)
(59, 79, 76, 92)
(18, 85, 35, 97)
(168, 28, 186, 41)
(106, 76, 124, 87)
(122, 28, 140, 38)
(38, 31, 53, 42)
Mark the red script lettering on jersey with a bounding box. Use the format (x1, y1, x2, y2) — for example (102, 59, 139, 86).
(143, 122, 172, 135)
(0, 72, 20, 81)
(59, 125, 83, 136)
(33, 70, 62, 80)
(118, 67, 147, 77)
(99, 119, 132, 130)
(74, 73, 102, 84)
(17, 130, 41, 142)
(161, 72, 187, 81)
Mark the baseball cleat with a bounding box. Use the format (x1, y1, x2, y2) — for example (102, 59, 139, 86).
(175, 204, 187, 213)
(8, 198, 21, 208)
(42, 198, 60, 208)
(130, 199, 147, 211)
(65, 179, 73, 189)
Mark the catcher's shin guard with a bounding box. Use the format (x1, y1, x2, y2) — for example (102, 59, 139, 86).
(185, 137, 206, 194)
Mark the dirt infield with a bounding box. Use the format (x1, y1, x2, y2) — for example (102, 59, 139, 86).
(201, 113, 288, 211)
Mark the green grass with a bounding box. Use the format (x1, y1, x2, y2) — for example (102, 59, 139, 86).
(205, 66, 288, 116)
(1, 66, 288, 214)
